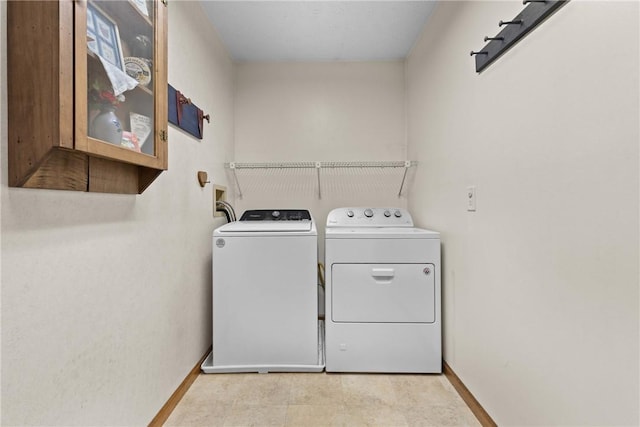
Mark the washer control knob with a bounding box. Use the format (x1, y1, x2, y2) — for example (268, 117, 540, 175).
(394, 210, 402, 218)
(346, 210, 354, 218)
(364, 209, 374, 218)
(384, 210, 391, 217)
(272, 210, 281, 219)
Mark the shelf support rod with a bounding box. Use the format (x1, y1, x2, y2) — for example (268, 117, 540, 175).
(229, 162, 243, 199)
(398, 161, 411, 198)
(315, 162, 322, 199)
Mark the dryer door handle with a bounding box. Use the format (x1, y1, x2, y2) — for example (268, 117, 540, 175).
(371, 268, 395, 280)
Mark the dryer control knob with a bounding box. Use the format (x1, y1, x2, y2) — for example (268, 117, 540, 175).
(384, 210, 391, 217)
(364, 209, 374, 218)
(272, 210, 281, 219)
(394, 210, 402, 218)
(346, 210, 354, 218)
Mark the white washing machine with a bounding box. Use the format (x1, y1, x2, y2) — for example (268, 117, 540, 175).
(201, 209, 324, 373)
(324, 207, 441, 373)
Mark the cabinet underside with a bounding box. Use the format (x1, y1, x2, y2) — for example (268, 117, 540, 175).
(20, 148, 162, 194)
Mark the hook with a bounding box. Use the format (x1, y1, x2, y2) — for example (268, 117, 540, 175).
(499, 19, 523, 26)
(484, 36, 504, 42)
(197, 171, 210, 187)
(203, 114, 210, 123)
(470, 50, 488, 56)
(523, 0, 545, 3)
(179, 95, 192, 105)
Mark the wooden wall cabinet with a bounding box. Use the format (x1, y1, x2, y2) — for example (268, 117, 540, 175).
(8, 0, 168, 194)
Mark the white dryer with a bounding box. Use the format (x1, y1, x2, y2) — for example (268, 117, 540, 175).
(324, 207, 441, 373)
(201, 209, 324, 373)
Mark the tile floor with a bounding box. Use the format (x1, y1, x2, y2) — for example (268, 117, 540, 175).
(165, 373, 480, 426)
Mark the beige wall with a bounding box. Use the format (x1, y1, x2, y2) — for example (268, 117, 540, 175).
(233, 62, 409, 251)
(407, 1, 639, 425)
(0, 1, 234, 424)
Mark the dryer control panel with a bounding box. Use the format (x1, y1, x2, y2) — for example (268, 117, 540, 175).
(326, 207, 413, 227)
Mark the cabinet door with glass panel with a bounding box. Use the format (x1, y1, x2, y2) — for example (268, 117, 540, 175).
(75, 0, 167, 170)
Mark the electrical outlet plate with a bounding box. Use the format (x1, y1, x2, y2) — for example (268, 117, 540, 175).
(467, 186, 476, 212)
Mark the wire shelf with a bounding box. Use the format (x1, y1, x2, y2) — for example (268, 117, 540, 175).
(224, 161, 417, 199)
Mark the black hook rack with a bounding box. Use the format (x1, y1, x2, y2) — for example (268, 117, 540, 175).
(472, 0, 569, 73)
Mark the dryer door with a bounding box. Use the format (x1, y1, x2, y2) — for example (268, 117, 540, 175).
(331, 263, 435, 323)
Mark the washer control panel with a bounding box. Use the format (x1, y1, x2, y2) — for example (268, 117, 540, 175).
(326, 207, 413, 227)
(240, 209, 311, 221)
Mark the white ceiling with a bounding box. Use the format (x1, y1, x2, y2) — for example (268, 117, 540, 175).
(199, 1, 438, 62)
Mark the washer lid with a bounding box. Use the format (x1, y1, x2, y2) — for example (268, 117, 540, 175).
(325, 227, 439, 239)
(218, 220, 313, 233)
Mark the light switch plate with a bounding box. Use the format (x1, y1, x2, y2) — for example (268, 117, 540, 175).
(467, 186, 476, 211)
